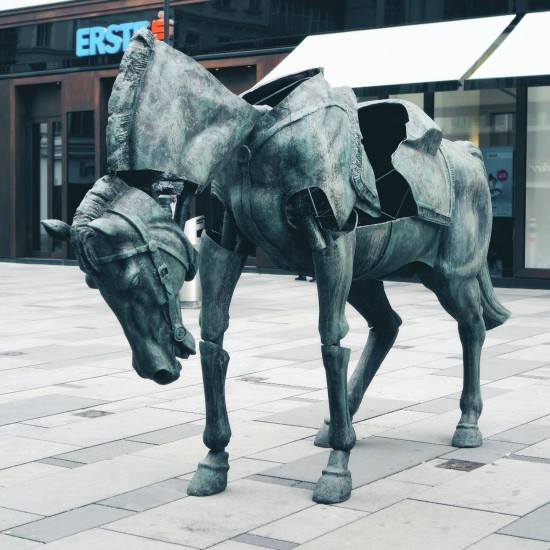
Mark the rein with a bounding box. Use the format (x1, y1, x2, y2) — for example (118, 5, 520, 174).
(95, 208, 190, 344)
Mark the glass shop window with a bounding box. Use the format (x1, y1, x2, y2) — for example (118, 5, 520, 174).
(67, 111, 95, 226)
(435, 89, 516, 277)
(389, 93, 424, 110)
(355, 93, 423, 110)
(525, 87, 550, 269)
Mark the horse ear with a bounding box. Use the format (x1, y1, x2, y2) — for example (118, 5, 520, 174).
(87, 217, 127, 238)
(41, 219, 71, 242)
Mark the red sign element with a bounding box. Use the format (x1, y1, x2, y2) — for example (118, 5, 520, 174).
(151, 11, 174, 41)
(497, 169, 508, 181)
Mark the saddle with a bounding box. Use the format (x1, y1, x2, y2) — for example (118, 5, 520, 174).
(357, 99, 454, 225)
(244, 74, 454, 227)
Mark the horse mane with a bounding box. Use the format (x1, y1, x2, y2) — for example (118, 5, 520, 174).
(107, 28, 154, 176)
(73, 175, 128, 227)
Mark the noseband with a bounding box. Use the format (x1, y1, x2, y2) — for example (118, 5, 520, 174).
(95, 207, 191, 344)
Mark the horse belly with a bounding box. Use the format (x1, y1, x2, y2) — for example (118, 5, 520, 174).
(354, 218, 441, 279)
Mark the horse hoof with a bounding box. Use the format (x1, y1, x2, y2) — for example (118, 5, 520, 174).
(452, 423, 482, 448)
(314, 418, 331, 448)
(187, 450, 229, 496)
(312, 450, 352, 504)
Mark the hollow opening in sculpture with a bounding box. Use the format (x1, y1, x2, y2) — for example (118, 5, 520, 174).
(358, 102, 418, 220)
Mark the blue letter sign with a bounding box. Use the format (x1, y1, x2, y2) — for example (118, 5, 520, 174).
(76, 21, 149, 57)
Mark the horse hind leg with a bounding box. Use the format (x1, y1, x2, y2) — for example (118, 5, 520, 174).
(315, 279, 402, 448)
(420, 270, 485, 448)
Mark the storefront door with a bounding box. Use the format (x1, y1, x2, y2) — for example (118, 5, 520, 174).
(27, 117, 63, 257)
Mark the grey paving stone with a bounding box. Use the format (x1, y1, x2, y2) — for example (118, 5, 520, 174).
(261, 436, 452, 487)
(486, 324, 550, 340)
(415, 458, 550, 516)
(232, 534, 298, 550)
(256, 343, 323, 362)
(105, 479, 313, 548)
(7, 504, 134, 543)
(29, 351, 131, 371)
(441, 439, 527, 464)
(33, 528, 195, 549)
(0, 394, 107, 426)
(0, 536, 38, 549)
(247, 475, 301, 487)
(0, 454, 192, 516)
(406, 397, 458, 414)
(489, 423, 550, 445)
(0, 437, 78, 470)
(54, 440, 154, 464)
(126, 423, 205, 445)
(37, 457, 83, 468)
(482, 343, 525, 356)
(508, 454, 550, 465)
(446, 386, 509, 400)
(257, 397, 414, 429)
(17, 343, 127, 363)
(251, 503, 368, 544)
(468, 533, 550, 549)
(297, 499, 514, 550)
(439, 358, 546, 381)
(28, 407, 201, 447)
(498, 503, 550, 542)
(0, 507, 42, 531)
(99, 478, 189, 511)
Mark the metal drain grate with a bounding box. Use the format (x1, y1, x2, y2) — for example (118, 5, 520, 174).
(73, 410, 113, 418)
(436, 459, 485, 472)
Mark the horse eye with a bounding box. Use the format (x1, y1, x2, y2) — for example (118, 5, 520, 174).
(122, 273, 141, 292)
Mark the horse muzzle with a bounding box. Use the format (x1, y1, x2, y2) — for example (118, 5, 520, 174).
(132, 355, 182, 385)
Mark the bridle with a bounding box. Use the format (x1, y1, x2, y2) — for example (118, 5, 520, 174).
(95, 207, 191, 345)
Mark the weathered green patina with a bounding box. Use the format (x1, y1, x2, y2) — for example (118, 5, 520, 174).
(42, 174, 198, 385)
(43, 28, 510, 505)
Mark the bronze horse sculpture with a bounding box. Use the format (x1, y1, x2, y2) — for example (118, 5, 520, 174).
(43, 29, 510, 504)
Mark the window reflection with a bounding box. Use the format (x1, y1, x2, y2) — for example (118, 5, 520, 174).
(67, 111, 95, 229)
(525, 87, 550, 269)
(435, 89, 515, 276)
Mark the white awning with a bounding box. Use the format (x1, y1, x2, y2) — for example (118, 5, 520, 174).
(255, 15, 514, 95)
(466, 12, 550, 89)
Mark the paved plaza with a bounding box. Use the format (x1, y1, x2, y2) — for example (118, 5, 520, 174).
(0, 262, 549, 549)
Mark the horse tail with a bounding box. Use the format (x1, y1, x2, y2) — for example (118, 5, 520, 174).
(478, 262, 510, 330)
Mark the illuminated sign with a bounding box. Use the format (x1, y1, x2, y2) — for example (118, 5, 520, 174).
(76, 13, 173, 57)
(76, 21, 149, 57)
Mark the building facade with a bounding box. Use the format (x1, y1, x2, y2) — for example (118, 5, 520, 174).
(1, 0, 549, 285)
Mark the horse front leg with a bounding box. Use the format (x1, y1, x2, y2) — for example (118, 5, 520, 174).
(187, 229, 247, 497)
(311, 229, 356, 504)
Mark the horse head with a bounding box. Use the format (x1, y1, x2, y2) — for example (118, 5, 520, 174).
(42, 175, 198, 385)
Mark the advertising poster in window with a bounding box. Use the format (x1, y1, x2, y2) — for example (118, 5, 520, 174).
(480, 147, 513, 217)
